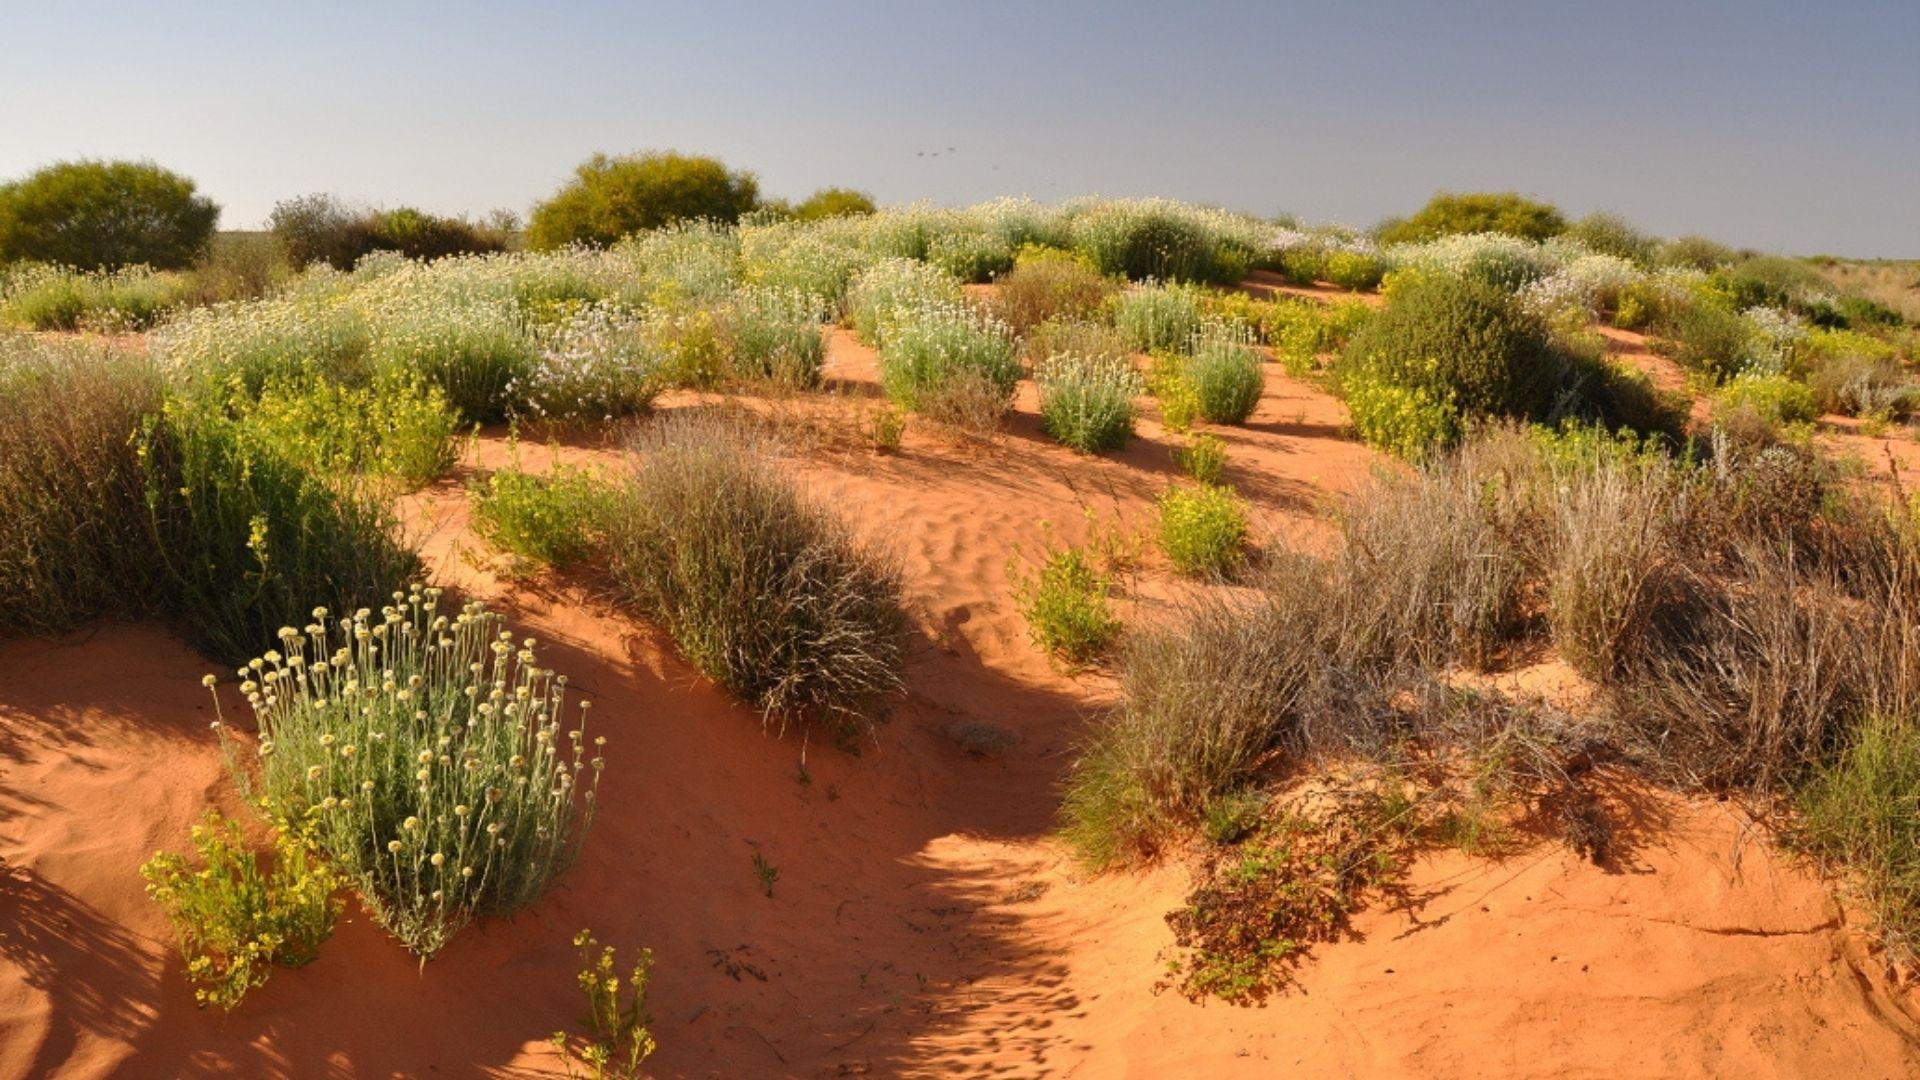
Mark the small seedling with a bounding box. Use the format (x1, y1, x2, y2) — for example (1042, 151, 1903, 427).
(752, 853, 780, 898)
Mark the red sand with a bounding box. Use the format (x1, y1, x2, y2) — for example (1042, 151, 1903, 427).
(4, 328, 1919, 1077)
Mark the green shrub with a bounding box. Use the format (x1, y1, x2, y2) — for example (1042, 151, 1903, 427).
(141, 399, 421, 664)
(1714, 373, 1818, 429)
(471, 459, 614, 570)
(790, 187, 875, 221)
(1341, 272, 1558, 423)
(527, 151, 760, 249)
(270, 196, 510, 270)
(991, 247, 1117, 334)
(367, 298, 535, 421)
(1072, 205, 1241, 283)
(0, 159, 218, 269)
(1173, 432, 1226, 483)
(608, 414, 907, 736)
(1185, 329, 1265, 424)
(237, 375, 462, 490)
(1797, 715, 1920, 960)
(876, 302, 1021, 418)
(141, 812, 343, 1011)
(1116, 282, 1203, 353)
(1321, 250, 1386, 291)
(1012, 541, 1122, 665)
(1665, 301, 1756, 382)
(1035, 353, 1143, 452)
(1656, 235, 1738, 273)
(1263, 298, 1372, 375)
(213, 589, 603, 958)
(181, 231, 292, 305)
(1377, 191, 1566, 245)
(1342, 373, 1461, 459)
(1158, 485, 1247, 575)
(1564, 212, 1654, 264)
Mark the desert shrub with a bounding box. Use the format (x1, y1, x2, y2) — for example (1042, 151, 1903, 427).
(471, 460, 614, 571)
(790, 187, 875, 221)
(1158, 485, 1247, 575)
(141, 812, 342, 1012)
(1715, 255, 1831, 314)
(270, 196, 509, 270)
(1664, 301, 1756, 381)
(550, 929, 657, 1079)
(608, 414, 907, 735)
(722, 287, 825, 388)
(1833, 295, 1905, 330)
(0, 338, 165, 634)
(520, 303, 664, 422)
(1069, 201, 1254, 284)
(0, 263, 187, 330)
(991, 247, 1117, 334)
(845, 258, 962, 345)
(1012, 540, 1122, 665)
(1263, 298, 1372, 375)
(1185, 327, 1265, 424)
(213, 589, 603, 958)
(1564, 212, 1654, 264)
(366, 297, 535, 421)
(928, 228, 1014, 283)
(1806, 352, 1914, 418)
(876, 301, 1020, 419)
(0, 159, 218, 270)
(1377, 191, 1566, 245)
(1116, 282, 1203, 353)
(1797, 715, 1920, 959)
(1714, 373, 1817, 428)
(236, 375, 462, 490)
(181, 232, 292, 305)
(1034, 353, 1143, 452)
(154, 295, 374, 396)
(1340, 273, 1558, 430)
(1656, 234, 1738, 273)
(1173, 432, 1226, 483)
(739, 223, 872, 307)
(141, 400, 421, 664)
(1321, 250, 1386, 291)
(527, 151, 759, 249)
(371, 207, 510, 262)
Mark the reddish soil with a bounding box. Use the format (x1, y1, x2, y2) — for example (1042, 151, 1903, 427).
(4, 325, 1918, 1077)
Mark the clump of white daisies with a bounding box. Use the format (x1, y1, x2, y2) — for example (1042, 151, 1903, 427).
(209, 585, 603, 957)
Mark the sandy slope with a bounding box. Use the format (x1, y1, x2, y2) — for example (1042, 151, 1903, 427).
(2, 329, 1917, 1078)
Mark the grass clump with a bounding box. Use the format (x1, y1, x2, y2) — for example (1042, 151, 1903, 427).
(608, 413, 907, 737)
(1034, 353, 1143, 452)
(1158, 485, 1247, 575)
(471, 459, 615, 572)
(141, 812, 343, 1011)
(1012, 533, 1123, 665)
(1797, 716, 1920, 960)
(213, 588, 603, 958)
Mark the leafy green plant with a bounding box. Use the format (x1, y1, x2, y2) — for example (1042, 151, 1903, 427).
(876, 301, 1021, 421)
(752, 853, 780, 898)
(1012, 535, 1122, 665)
(1343, 372, 1461, 459)
(1173, 432, 1227, 483)
(1320, 250, 1385, 291)
(1797, 715, 1920, 961)
(141, 811, 343, 1011)
(1035, 353, 1143, 452)
(1340, 272, 1558, 422)
(237, 375, 462, 490)
(1377, 190, 1566, 245)
(471, 458, 615, 571)
(550, 929, 657, 1080)
(211, 588, 604, 957)
(1158, 484, 1247, 575)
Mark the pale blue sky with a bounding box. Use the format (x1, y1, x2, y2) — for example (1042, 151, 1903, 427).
(4, 1, 1916, 255)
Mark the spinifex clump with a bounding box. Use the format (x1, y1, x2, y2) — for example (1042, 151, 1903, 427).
(211, 586, 603, 957)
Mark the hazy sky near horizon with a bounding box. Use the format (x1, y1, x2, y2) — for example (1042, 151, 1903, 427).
(5, 1, 1917, 256)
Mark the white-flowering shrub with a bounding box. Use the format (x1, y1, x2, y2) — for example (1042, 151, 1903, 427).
(517, 303, 663, 420)
(212, 587, 604, 958)
(1383, 232, 1563, 292)
(846, 258, 963, 345)
(1036, 353, 1145, 452)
